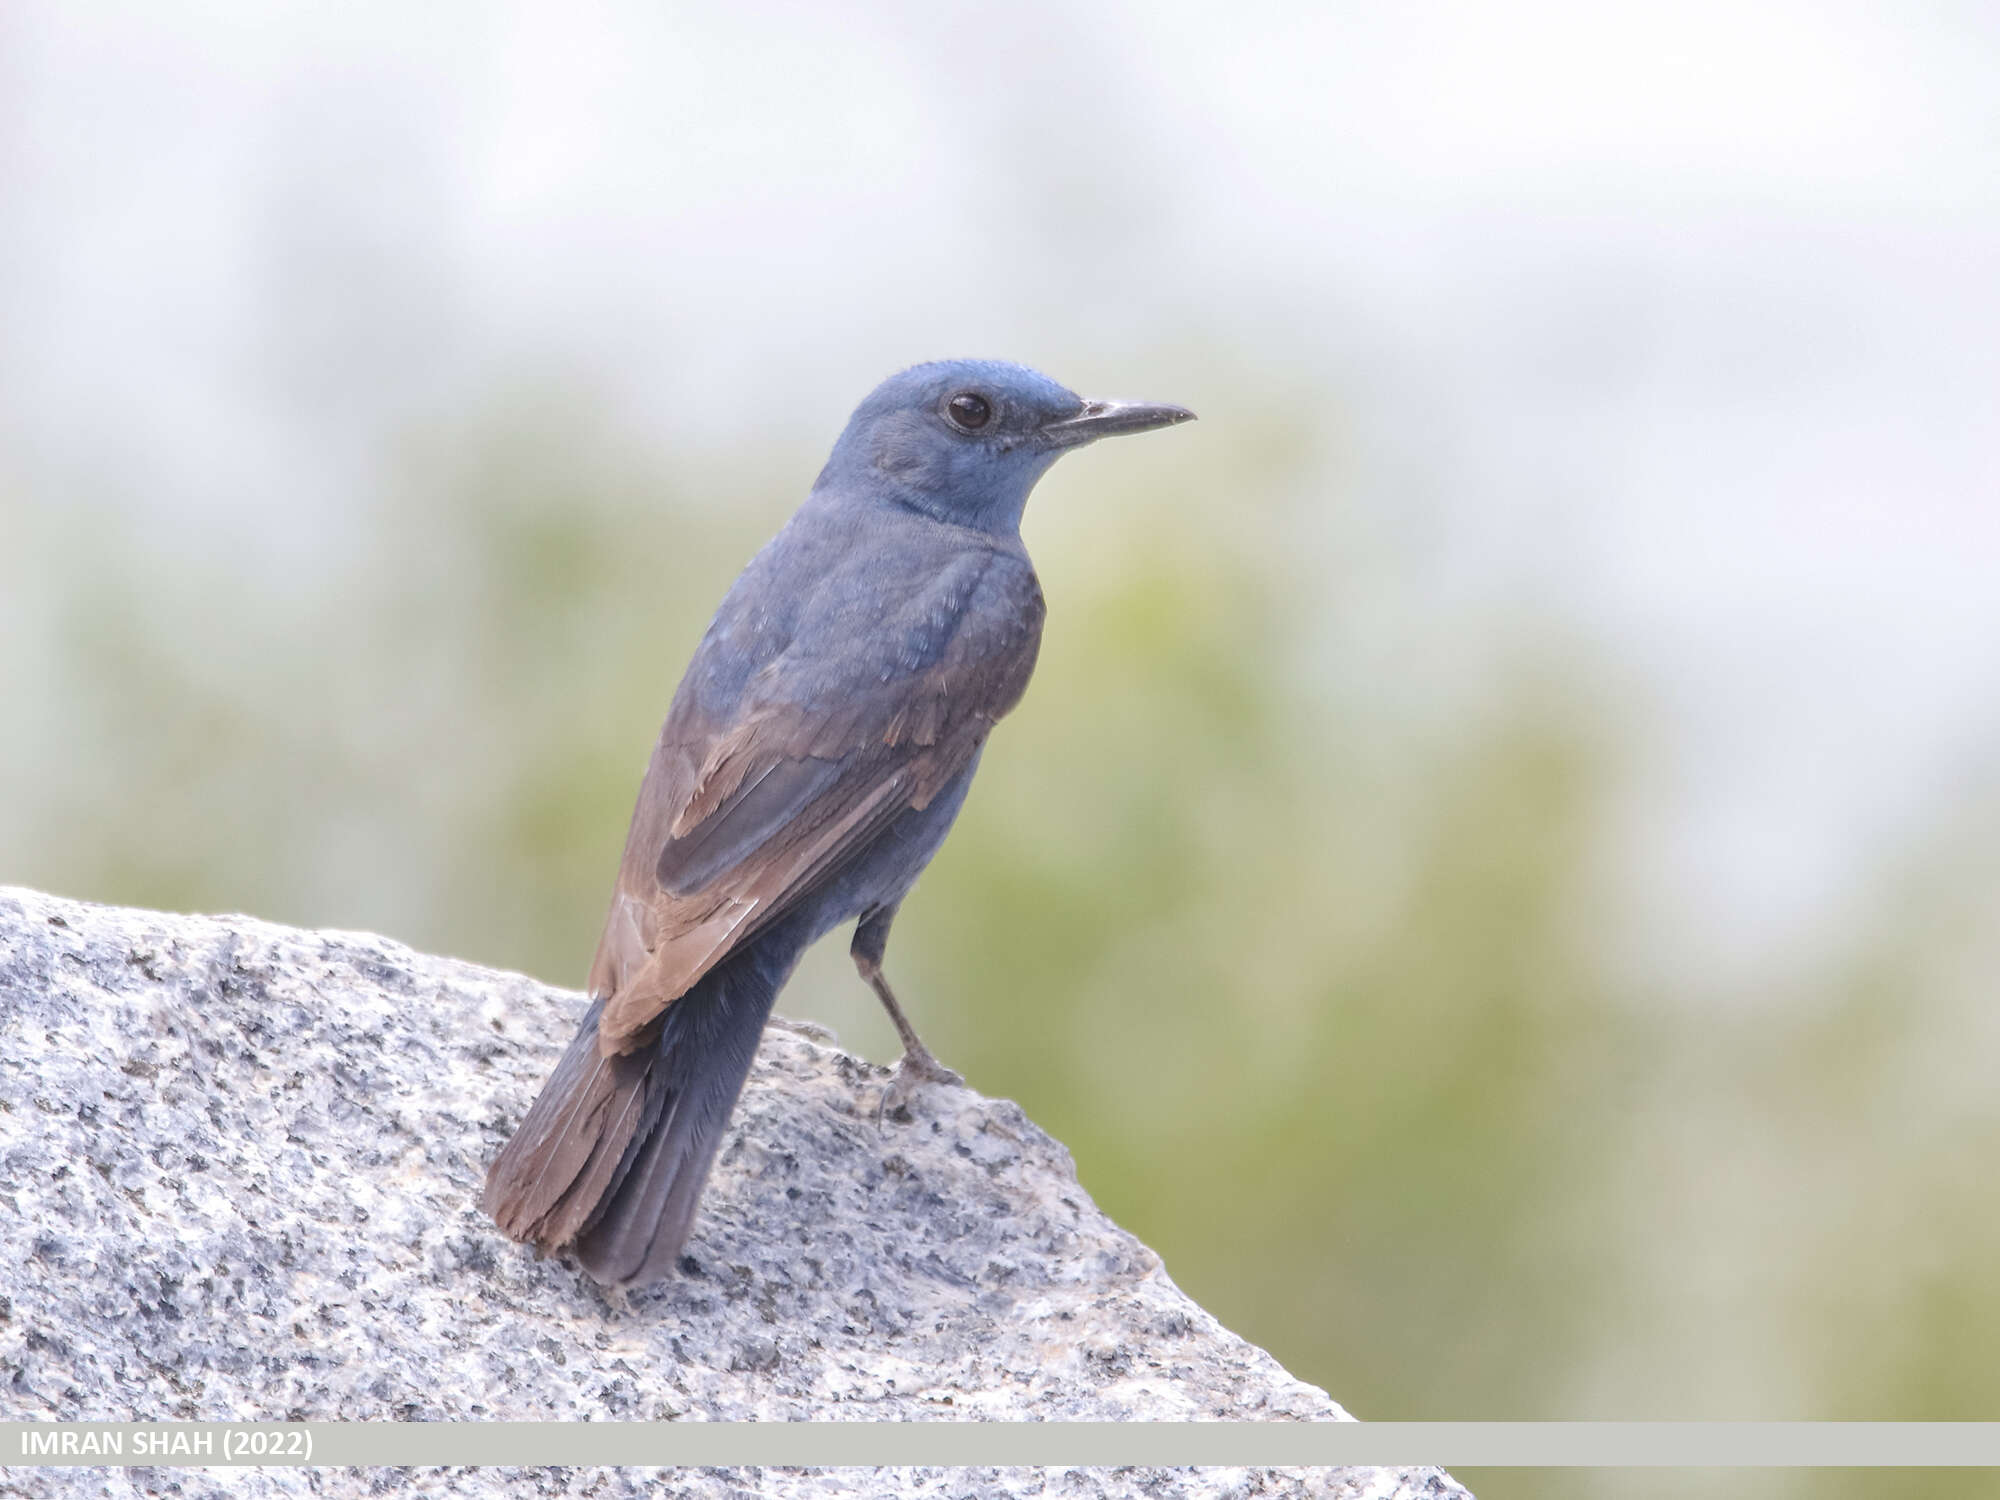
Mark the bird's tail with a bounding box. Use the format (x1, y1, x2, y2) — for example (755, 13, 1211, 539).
(482, 929, 798, 1286)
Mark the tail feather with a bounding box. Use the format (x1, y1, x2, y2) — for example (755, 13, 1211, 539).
(573, 1089, 700, 1283)
(480, 997, 657, 1248)
(482, 925, 797, 1285)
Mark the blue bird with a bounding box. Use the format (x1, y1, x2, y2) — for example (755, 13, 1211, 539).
(484, 359, 1195, 1286)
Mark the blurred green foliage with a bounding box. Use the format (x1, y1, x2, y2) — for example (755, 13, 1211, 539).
(7, 384, 1998, 1500)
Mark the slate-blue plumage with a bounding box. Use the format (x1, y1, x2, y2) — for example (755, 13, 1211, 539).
(483, 360, 1194, 1286)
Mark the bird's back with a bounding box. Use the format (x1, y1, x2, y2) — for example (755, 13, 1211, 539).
(584, 493, 1043, 1013)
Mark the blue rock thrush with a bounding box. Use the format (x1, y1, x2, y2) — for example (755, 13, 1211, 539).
(482, 359, 1195, 1286)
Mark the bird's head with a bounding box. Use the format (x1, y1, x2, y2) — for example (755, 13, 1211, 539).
(816, 359, 1195, 534)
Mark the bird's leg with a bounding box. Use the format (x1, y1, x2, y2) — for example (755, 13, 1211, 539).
(851, 907, 962, 1095)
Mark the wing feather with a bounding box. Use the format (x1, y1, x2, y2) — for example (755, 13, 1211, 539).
(586, 549, 1043, 1056)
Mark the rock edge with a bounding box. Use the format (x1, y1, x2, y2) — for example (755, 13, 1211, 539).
(0, 886, 1469, 1500)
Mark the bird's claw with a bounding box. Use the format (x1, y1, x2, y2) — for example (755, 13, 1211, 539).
(878, 1048, 963, 1121)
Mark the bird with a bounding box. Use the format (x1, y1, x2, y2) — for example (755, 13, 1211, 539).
(482, 359, 1195, 1287)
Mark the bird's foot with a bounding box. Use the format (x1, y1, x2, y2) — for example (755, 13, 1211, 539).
(879, 1046, 963, 1120)
(896, 1046, 963, 1089)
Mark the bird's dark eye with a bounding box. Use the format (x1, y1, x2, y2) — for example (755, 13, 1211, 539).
(946, 392, 991, 430)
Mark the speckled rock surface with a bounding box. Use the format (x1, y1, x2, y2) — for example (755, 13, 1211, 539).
(0, 887, 1469, 1499)
(11, 1468, 1463, 1500)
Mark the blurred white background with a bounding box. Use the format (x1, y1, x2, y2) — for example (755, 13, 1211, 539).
(7, 2, 1995, 995)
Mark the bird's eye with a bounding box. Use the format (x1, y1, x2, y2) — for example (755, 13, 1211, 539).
(946, 392, 991, 430)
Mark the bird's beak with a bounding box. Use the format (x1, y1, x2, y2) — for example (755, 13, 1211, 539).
(1042, 397, 1197, 448)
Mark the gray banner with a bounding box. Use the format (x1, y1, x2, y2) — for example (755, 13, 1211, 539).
(5, 1423, 2000, 1468)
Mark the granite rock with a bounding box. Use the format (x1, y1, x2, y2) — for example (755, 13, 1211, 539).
(0, 886, 1468, 1499)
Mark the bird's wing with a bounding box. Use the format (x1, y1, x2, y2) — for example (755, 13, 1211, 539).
(588, 553, 1043, 1055)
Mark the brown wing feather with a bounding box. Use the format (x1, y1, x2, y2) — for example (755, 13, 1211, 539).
(587, 574, 1042, 1056)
